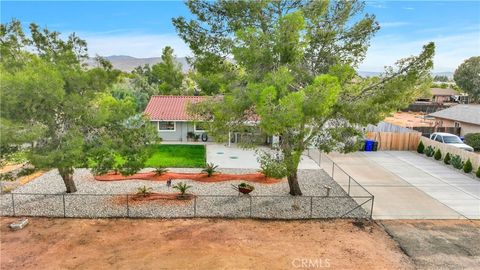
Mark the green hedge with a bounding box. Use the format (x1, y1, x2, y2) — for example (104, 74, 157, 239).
(464, 133, 480, 151)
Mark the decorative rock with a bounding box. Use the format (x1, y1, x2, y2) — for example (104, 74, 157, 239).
(9, 218, 29, 230)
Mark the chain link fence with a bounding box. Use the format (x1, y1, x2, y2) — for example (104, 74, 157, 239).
(1, 151, 373, 219)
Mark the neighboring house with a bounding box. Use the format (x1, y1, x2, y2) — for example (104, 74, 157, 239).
(417, 88, 459, 103)
(143, 95, 212, 142)
(428, 105, 480, 136)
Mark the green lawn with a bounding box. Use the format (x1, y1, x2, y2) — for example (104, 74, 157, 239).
(144, 144, 206, 168)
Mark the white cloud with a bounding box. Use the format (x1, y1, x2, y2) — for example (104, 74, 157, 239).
(81, 32, 193, 58)
(402, 7, 415, 10)
(359, 31, 480, 72)
(380, 21, 410, 28)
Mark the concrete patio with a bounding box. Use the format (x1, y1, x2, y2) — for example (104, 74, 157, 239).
(206, 144, 319, 170)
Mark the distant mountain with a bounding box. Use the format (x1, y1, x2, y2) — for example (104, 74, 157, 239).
(88, 56, 453, 78)
(86, 55, 190, 73)
(358, 70, 453, 79)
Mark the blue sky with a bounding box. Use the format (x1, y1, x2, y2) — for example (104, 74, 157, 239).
(1, 1, 479, 72)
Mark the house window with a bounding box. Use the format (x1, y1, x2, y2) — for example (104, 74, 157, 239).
(194, 122, 208, 132)
(158, 121, 175, 131)
(454, 122, 461, 128)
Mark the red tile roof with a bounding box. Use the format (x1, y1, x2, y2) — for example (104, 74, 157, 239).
(143, 95, 205, 121)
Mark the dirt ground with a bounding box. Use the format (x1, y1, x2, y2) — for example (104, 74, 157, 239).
(381, 220, 480, 270)
(384, 112, 434, 128)
(0, 217, 412, 270)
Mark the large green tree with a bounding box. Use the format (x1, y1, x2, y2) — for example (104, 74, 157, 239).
(176, 0, 434, 195)
(0, 20, 155, 192)
(454, 56, 480, 101)
(151, 46, 185, 94)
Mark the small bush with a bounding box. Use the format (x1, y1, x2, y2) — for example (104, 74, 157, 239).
(476, 166, 480, 178)
(173, 182, 192, 195)
(451, 155, 463, 169)
(17, 167, 36, 177)
(202, 163, 218, 177)
(154, 167, 169, 176)
(463, 159, 473, 173)
(464, 133, 480, 151)
(136, 185, 152, 197)
(257, 151, 288, 179)
(444, 153, 451, 165)
(434, 149, 442, 160)
(0, 173, 15, 181)
(417, 141, 425, 154)
(424, 146, 435, 157)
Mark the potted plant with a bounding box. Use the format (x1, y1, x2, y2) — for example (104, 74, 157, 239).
(173, 182, 193, 199)
(238, 182, 254, 194)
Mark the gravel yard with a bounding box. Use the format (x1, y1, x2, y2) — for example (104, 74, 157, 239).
(1, 168, 370, 219)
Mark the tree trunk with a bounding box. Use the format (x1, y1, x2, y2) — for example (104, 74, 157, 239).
(58, 167, 77, 193)
(287, 170, 302, 196)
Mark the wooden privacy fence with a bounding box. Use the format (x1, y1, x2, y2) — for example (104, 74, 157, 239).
(366, 132, 421, 151)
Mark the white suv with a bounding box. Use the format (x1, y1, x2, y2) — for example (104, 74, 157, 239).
(429, 132, 474, 152)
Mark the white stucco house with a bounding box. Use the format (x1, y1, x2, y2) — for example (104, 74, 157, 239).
(143, 95, 212, 142)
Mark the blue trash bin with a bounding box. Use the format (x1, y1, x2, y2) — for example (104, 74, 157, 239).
(364, 140, 375, 151)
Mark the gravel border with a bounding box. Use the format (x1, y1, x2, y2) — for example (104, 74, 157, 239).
(1, 168, 371, 219)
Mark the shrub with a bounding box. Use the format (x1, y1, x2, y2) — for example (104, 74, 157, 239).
(17, 167, 36, 177)
(463, 159, 473, 173)
(434, 149, 442, 160)
(464, 133, 480, 151)
(444, 153, 451, 165)
(424, 146, 435, 157)
(173, 182, 192, 195)
(476, 166, 480, 178)
(90, 150, 117, 175)
(154, 167, 169, 176)
(451, 155, 463, 169)
(136, 185, 152, 197)
(417, 141, 425, 154)
(0, 173, 15, 181)
(202, 163, 218, 177)
(257, 151, 288, 179)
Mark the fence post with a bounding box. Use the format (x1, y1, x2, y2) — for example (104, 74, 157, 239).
(249, 196, 252, 218)
(126, 194, 129, 217)
(332, 163, 335, 178)
(193, 196, 197, 217)
(370, 196, 375, 220)
(11, 193, 15, 216)
(62, 194, 66, 218)
(348, 176, 351, 195)
(310, 196, 313, 218)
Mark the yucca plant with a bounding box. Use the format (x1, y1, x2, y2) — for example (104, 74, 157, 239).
(424, 146, 435, 157)
(202, 163, 218, 177)
(154, 167, 169, 176)
(451, 155, 463, 170)
(137, 185, 153, 197)
(173, 182, 192, 196)
(434, 149, 442, 160)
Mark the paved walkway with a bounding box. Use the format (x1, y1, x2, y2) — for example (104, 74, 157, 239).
(328, 151, 479, 219)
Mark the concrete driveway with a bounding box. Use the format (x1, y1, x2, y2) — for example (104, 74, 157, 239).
(328, 151, 480, 219)
(206, 144, 319, 170)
